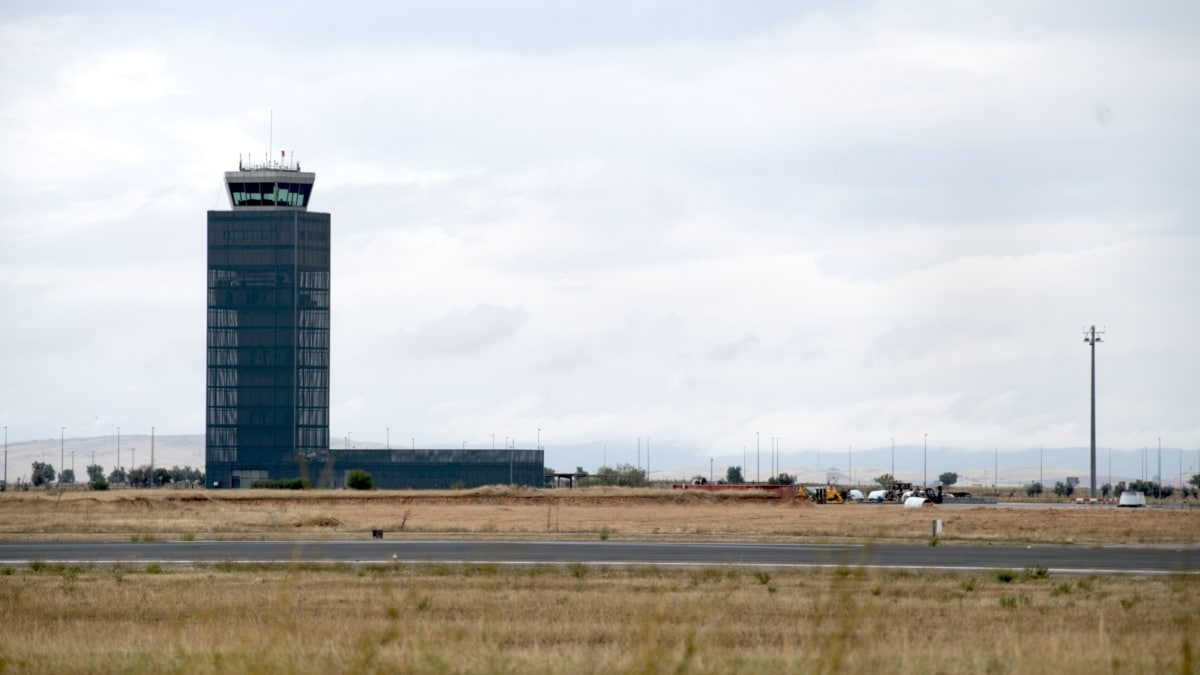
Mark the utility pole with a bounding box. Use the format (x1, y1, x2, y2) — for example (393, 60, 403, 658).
(150, 426, 155, 483)
(60, 426, 66, 483)
(923, 433, 928, 488)
(890, 437, 894, 483)
(3, 425, 7, 489)
(756, 431, 760, 483)
(1084, 325, 1103, 498)
(1157, 437, 1162, 499)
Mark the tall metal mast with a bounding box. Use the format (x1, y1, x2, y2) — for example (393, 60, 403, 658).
(1083, 326, 1104, 499)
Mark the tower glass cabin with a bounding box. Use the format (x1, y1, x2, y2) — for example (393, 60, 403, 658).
(206, 157, 330, 488)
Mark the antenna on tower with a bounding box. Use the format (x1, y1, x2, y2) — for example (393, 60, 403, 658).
(269, 109, 273, 168)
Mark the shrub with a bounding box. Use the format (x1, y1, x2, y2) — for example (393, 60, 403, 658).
(346, 470, 374, 490)
(90, 479, 109, 491)
(995, 569, 1016, 583)
(1022, 564, 1049, 580)
(252, 477, 310, 490)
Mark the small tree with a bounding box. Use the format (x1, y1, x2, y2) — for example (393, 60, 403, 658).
(1101, 483, 1112, 498)
(1026, 482, 1043, 497)
(585, 464, 647, 487)
(86, 464, 105, 483)
(938, 472, 958, 486)
(31, 462, 56, 487)
(726, 466, 744, 484)
(1189, 474, 1200, 490)
(346, 469, 374, 490)
(59, 469, 76, 485)
(875, 473, 897, 490)
(1053, 481, 1074, 498)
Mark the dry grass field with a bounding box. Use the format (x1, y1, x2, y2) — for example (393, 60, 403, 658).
(1, 486, 1198, 545)
(0, 561, 1195, 674)
(1, 488, 1197, 673)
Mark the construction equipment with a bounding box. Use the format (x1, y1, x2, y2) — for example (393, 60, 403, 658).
(808, 485, 846, 504)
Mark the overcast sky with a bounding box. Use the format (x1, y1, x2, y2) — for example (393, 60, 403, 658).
(1, 1, 1197, 474)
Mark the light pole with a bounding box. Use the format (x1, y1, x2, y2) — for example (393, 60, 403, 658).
(923, 433, 927, 488)
(1157, 437, 1162, 499)
(346, 432, 351, 449)
(756, 431, 760, 483)
(1084, 325, 1103, 499)
(1040, 443, 1043, 493)
(890, 437, 894, 483)
(537, 428, 541, 451)
(150, 426, 155, 482)
(411, 437, 415, 450)
(994, 447, 998, 488)
(491, 434, 494, 450)
(848, 444, 852, 487)
(114, 426, 120, 476)
(710, 457, 713, 484)
(386, 428, 390, 450)
(646, 437, 651, 482)
(3, 425, 6, 489)
(60, 426, 66, 484)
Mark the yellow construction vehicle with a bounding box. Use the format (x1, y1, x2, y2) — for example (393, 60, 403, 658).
(808, 485, 846, 504)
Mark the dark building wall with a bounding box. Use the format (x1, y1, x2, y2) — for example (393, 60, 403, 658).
(206, 209, 331, 488)
(326, 449, 545, 489)
(210, 449, 545, 490)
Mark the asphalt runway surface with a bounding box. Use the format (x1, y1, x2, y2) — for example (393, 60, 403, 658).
(0, 540, 1194, 574)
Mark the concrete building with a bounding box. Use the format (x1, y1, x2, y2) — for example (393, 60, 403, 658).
(206, 158, 330, 488)
(205, 157, 543, 488)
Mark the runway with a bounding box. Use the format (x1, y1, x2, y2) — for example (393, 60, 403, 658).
(0, 540, 1194, 574)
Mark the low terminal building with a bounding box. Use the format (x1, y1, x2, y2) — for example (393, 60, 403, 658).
(211, 448, 545, 490)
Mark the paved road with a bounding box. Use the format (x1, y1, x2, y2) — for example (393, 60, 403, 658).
(0, 540, 1194, 574)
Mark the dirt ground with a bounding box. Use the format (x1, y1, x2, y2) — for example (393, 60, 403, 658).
(2, 486, 1197, 545)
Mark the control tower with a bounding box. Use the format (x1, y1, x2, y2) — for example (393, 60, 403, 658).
(206, 154, 330, 488)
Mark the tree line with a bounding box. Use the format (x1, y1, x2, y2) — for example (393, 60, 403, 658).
(19, 462, 203, 490)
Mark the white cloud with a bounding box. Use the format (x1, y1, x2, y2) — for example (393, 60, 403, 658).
(0, 2, 1196, 473)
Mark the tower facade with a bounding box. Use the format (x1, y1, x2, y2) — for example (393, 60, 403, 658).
(206, 158, 330, 488)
